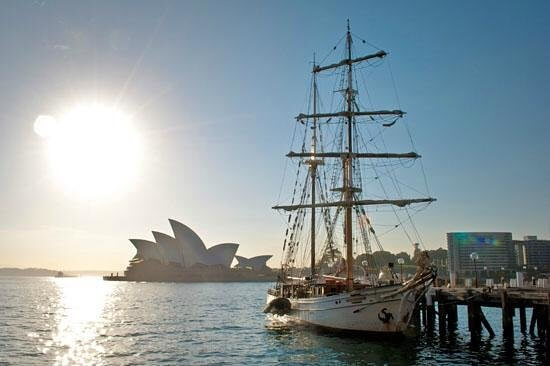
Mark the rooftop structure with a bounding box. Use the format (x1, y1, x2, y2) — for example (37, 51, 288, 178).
(152, 231, 182, 265)
(129, 239, 163, 264)
(130, 219, 238, 268)
(234, 255, 272, 271)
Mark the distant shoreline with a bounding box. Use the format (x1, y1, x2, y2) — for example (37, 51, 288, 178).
(0, 268, 58, 277)
(0, 268, 113, 277)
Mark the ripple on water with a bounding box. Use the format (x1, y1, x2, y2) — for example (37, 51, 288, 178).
(0, 278, 548, 365)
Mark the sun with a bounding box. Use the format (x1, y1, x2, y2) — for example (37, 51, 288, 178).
(34, 104, 142, 199)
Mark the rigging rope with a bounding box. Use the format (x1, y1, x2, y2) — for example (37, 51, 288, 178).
(278, 29, 436, 275)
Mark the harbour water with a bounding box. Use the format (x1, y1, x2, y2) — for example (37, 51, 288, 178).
(0, 277, 546, 365)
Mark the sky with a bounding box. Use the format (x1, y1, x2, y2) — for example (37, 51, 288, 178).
(0, 0, 549, 270)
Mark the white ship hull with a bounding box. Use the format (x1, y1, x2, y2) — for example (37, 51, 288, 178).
(266, 284, 418, 333)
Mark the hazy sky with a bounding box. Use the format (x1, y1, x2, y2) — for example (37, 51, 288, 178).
(0, 0, 549, 270)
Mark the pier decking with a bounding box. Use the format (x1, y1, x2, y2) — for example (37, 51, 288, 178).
(415, 286, 550, 355)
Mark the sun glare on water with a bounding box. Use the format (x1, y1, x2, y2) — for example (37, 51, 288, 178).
(34, 104, 142, 199)
(49, 278, 116, 365)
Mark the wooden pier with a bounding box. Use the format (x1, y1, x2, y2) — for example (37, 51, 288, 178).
(416, 286, 550, 353)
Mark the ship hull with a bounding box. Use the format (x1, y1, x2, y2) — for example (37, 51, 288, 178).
(266, 284, 418, 333)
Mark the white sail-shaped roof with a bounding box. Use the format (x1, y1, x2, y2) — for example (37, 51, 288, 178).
(152, 231, 183, 265)
(169, 219, 208, 267)
(130, 239, 163, 262)
(235, 255, 272, 271)
(168, 219, 239, 268)
(207, 243, 239, 267)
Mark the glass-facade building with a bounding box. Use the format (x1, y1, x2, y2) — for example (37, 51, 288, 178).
(515, 235, 550, 270)
(447, 232, 516, 275)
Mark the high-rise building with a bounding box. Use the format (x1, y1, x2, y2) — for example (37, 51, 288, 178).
(514, 235, 550, 270)
(447, 232, 516, 277)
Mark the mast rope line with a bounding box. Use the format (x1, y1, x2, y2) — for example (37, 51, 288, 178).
(276, 78, 312, 207)
(355, 58, 433, 250)
(319, 34, 346, 67)
(354, 60, 385, 71)
(277, 111, 310, 207)
(387, 55, 431, 197)
(350, 31, 383, 51)
(387, 56, 402, 110)
(357, 124, 416, 246)
(285, 166, 311, 270)
(355, 59, 403, 155)
(317, 173, 344, 267)
(385, 57, 431, 248)
(373, 203, 431, 240)
(281, 150, 310, 261)
(276, 119, 299, 204)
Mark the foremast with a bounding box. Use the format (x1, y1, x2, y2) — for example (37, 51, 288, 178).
(306, 54, 322, 279)
(343, 21, 354, 291)
(273, 20, 436, 292)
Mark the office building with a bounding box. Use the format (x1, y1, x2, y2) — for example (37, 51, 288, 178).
(447, 232, 516, 278)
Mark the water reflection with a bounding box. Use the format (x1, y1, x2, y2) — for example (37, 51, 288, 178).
(50, 277, 114, 365)
(264, 311, 550, 365)
(265, 316, 417, 365)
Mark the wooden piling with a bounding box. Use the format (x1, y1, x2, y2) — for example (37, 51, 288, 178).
(534, 305, 543, 338)
(536, 305, 547, 338)
(501, 290, 514, 337)
(421, 297, 427, 328)
(427, 299, 436, 330)
(544, 305, 549, 339)
(467, 303, 481, 337)
(447, 303, 458, 328)
(412, 303, 421, 330)
(519, 306, 526, 333)
(530, 306, 538, 335)
(467, 303, 473, 332)
(437, 301, 447, 334)
(479, 307, 495, 337)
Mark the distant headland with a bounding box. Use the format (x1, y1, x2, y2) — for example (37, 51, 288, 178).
(0, 268, 112, 277)
(0, 267, 58, 277)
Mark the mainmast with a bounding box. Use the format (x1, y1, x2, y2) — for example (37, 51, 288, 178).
(344, 20, 354, 291)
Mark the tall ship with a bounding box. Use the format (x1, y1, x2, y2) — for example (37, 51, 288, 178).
(264, 21, 437, 333)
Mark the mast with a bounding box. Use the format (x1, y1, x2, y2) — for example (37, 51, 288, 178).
(309, 54, 318, 278)
(344, 19, 354, 291)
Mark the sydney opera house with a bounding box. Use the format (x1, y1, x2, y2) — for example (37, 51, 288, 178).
(105, 219, 275, 282)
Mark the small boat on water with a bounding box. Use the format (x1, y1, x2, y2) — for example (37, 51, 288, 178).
(264, 21, 437, 334)
(54, 271, 77, 278)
